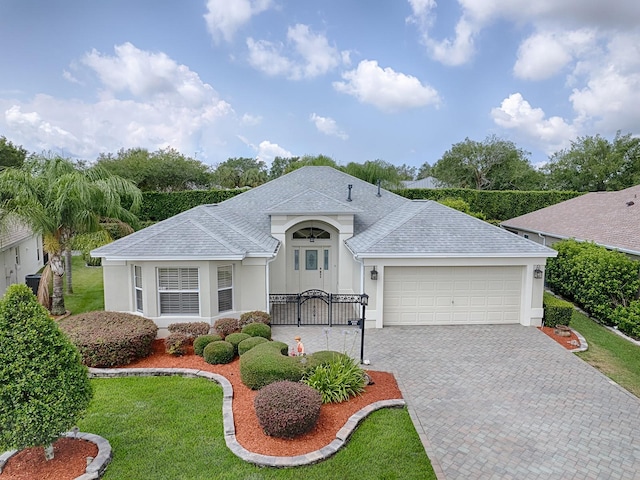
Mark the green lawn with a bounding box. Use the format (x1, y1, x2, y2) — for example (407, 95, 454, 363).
(65, 260, 436, 479)
(571, 310, 640, 397)
(63, 255, 104, 314)
(79, 377, 436, 480)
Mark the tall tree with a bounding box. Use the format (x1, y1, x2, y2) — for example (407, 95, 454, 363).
(212, 157, 268, 188)
(269, 154, 338, 179)
(343, 159, 404, 189)
(416, 162, 433, 180)
(0, 136, 28, 169)
(431, 135, 543, 190)
(396, 163, 417, 181)
(0, 155, 142, 315)
(97, 147, 213, 191)
(544, 132, 640, 191)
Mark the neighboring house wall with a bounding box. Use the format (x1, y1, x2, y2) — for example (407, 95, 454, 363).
(0, 233, 43, 296)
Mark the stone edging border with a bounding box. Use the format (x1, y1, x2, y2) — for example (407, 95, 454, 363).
(88, 367, 406, 467)
(569, 328, 588, 353)
(0, 432, 112, 480)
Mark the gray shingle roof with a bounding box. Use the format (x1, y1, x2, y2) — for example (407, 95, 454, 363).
(501, 185, 640, 255)
(93, 166, 555, 260)
(347, 201, 554, 257)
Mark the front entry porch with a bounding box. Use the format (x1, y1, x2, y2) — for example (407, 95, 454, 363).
(269, 289, 368, 327)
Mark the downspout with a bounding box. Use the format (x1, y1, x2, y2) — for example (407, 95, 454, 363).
(345, 242, 365, 293)
(537, 232, 546, 246)
(265, 243, 281, 314)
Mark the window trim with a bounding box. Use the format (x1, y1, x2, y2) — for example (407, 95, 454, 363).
(134, 265, 143, 313)
(217, 265, 233, 313)
(157, 267, 200, 316)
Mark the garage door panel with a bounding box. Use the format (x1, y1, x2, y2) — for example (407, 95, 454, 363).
(384, 266, 522, 326)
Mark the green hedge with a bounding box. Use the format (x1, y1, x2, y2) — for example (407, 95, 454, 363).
(392, 188, 582, 221)
(138, 187, 581, 223)
(546, 239, 640, 325)
(611, 301, 640, 340)
(543, 292, 573, 327)
(140, 189, 245, 221)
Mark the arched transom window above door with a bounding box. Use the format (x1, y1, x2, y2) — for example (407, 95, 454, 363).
(292, 227, 330, 241)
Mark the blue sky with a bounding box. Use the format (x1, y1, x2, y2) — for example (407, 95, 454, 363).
(1, 1, 639, 170)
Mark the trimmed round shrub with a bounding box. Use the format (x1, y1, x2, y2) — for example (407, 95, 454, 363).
(239, 310, 271, 328)
(225, 332, 250, 355)
(59, 311, 158, 367)
(203, 340, 235, 365)
(165, 333, 190, 356)
(214, 317, 239, 337)
(241, 322, 271, 339)
(238, 336, 269, 355)
(168, 322, 210, 343)
(194, 334, 223, 356)
(240, 341, 303, 390)
(0, 285, 93, 453)
(254, 381, 322, 438)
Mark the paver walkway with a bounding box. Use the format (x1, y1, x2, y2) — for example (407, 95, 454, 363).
(273, 324, 640, 480)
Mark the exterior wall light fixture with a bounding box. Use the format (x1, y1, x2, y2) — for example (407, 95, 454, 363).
(533, 265, 543, 279)
(370, 267, 378, 281)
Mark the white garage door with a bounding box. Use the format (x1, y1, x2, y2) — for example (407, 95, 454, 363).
(383, 266, 522, 325)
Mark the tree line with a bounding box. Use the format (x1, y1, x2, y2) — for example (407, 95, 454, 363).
(2, 131, 638, 193)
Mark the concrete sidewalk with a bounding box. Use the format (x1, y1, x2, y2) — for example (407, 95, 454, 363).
(272, 324, 640, 479)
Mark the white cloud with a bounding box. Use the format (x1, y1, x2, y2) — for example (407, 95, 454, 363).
(408, 0, 640, 66)
(514, 29, 596, 80)
(310, 113, 348, 140)
(241, 113, 262, 126)
(247, 24, 347, 80)
(491, 93, 577, 154)
(3, 44, 234, 160)
(333, 60, 440, 112)
(204, 0, 273, 43)
(237, 136, 293, 165)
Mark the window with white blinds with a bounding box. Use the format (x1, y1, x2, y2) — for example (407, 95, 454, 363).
(158, 267, 199, 315)
(217, 265, 233, 312)
(134, 265, 143, 312)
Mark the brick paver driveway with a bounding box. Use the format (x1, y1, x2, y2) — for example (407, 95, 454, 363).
(273, 324, 640, 479)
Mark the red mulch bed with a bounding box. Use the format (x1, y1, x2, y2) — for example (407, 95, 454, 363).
(1, 340, 402, 480)
(0, 438, 97, 480)
(538, 326, 582, 350)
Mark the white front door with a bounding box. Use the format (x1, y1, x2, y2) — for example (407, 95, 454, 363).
(296, 247, 331, 291)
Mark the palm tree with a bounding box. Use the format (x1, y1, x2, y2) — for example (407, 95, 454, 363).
(0, 155, 142, 315)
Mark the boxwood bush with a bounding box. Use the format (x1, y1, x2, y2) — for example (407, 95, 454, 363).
(0, 285, 93, 452)
(213, 317, 239, 337)
(203, 340, 235, 365)
(237, 336, 269, 355)
(241, 322, 271, 339)
(58, 311, 157, 367)
(254, 381, 322, 438)
(238, 310, 271, 328)
(240, 341, 303, 389)
(165, 333, 190, 356)
(225, 332, 251, 355)
(543, 292, 573, 328)
(193, 334, 223, 356)
(167, 322, 210, 343)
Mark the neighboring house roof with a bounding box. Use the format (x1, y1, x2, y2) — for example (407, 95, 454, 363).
(93, 166, 554, 260)
(401, 177, 439, 189)
(501, 184, 640, 255)
(0, 218, 34, 251)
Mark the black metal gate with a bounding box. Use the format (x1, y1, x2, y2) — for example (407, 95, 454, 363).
(269, 289, 366, 326)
